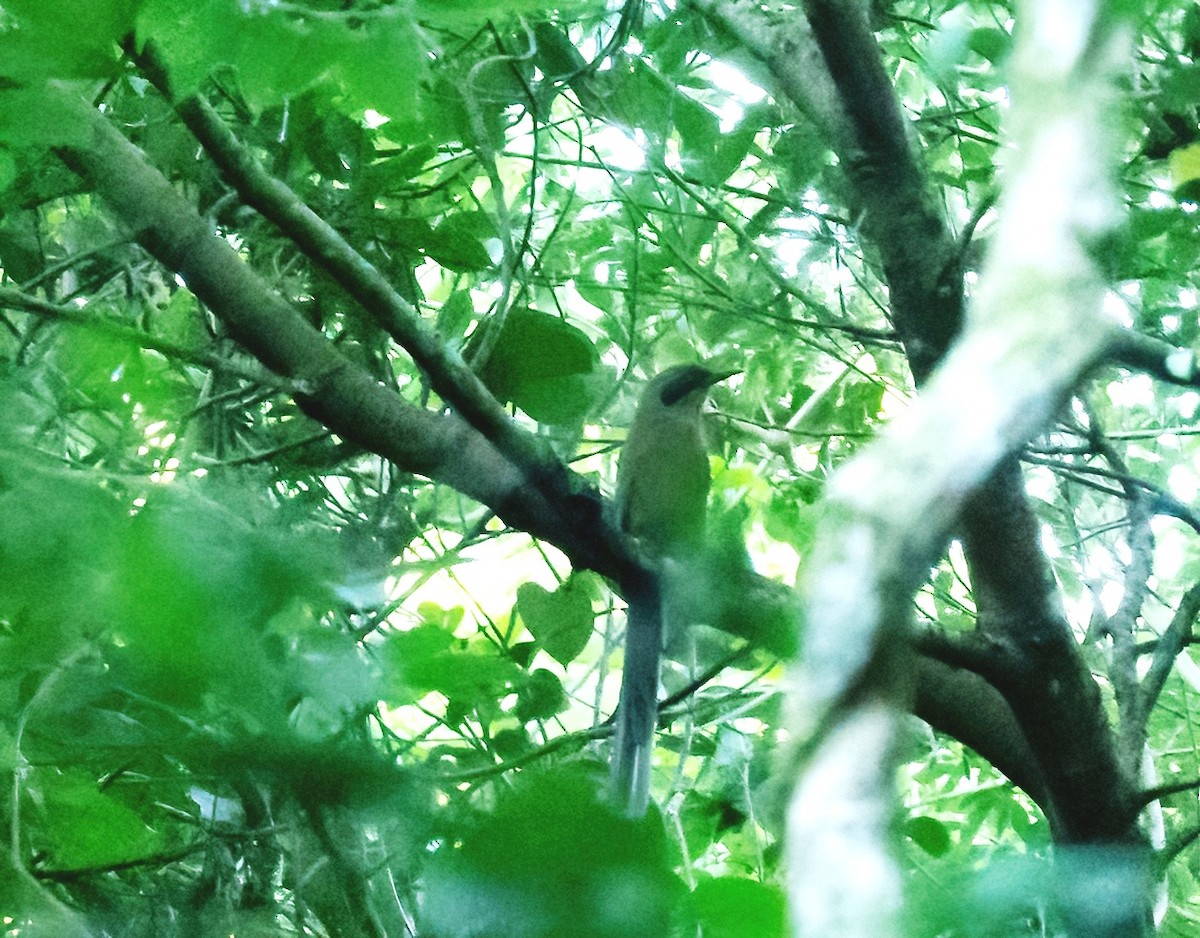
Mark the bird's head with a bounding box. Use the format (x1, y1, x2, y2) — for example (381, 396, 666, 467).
(642, 363, 740, 413)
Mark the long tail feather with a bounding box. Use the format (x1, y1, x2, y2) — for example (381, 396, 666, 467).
(612, 585, 662, 817)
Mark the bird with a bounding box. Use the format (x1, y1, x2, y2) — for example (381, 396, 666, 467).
(611, 362, 737, 816)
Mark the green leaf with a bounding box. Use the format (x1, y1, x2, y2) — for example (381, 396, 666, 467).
(381, 623, 520, 709)
(287, 625, 380, 717)
(492, 727, 533, 760)
(688, 877, 787, 938)
(437, 290, 477, 343)
(969, 26, 1012, 64)
(0, 444, 125, 661)
(533, 21, 587, 80)
(672, 91, 722, 176)
(426, 212, 497, 272)
(104, 485, 332, 711)
(763, 490, 817, 554)
(774, 117, 828, 191)
(389, 215, 438, 252)
(478, 308, 601, 425)
(376, 142, 438, 182)
(413, 0, 600, 27)
(139, 0, 424, 117)
(421, 767, 680, 938)
(0, 88, 91, 151)
(0, 211, 49, 286)
(837, 378, 886, 431)
(236, 15, 333, 111)
(517, 576, 594, 666)
(0, 852, 94, 938)
(1186, 3, 1200, 58)
(417, 602, 465, 631)
(154, 288, 206, 348)
(1161, 64, 1200, 113)
(1169, 142, 1200, 190)
(515, 668, 567, 722)
(0, 0, 133, 82)
(135, 0, 245, 97)
(605, 60, 671, 145)
(0, 147, 15, 195)
(905, 815, 954, 857)
(677, 793, 724, 861)
(0, 726, 15, 775)
(34, 771, 163, 871)
(329, 14, 423, 121)
(206, 735, 428, 812)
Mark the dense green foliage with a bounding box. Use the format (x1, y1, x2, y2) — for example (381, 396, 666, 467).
(1, 1, 1200, 935)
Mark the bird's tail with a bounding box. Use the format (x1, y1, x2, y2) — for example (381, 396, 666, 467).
(612, 582, 663, 817)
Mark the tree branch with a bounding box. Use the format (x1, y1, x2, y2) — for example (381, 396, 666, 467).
(131, 44, 537, 469)
(775, 0, 1134, 930)
(126, 43, 642, 580)
(1136, 579, 1200, 730)
(913, 657, 1053, 823)
(50, 87, 637, 586)
(0, 286, 292, 390)
(1106, 327, 1200, 387)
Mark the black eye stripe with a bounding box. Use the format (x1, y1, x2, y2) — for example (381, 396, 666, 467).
(659, 366, 711, 406)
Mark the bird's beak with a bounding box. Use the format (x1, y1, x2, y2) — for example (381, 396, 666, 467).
(702, 366, 741, 388)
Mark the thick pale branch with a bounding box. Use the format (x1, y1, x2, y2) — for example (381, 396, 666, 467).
(704, 0, 1139, 867)
(781, 0, 1133, 933)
